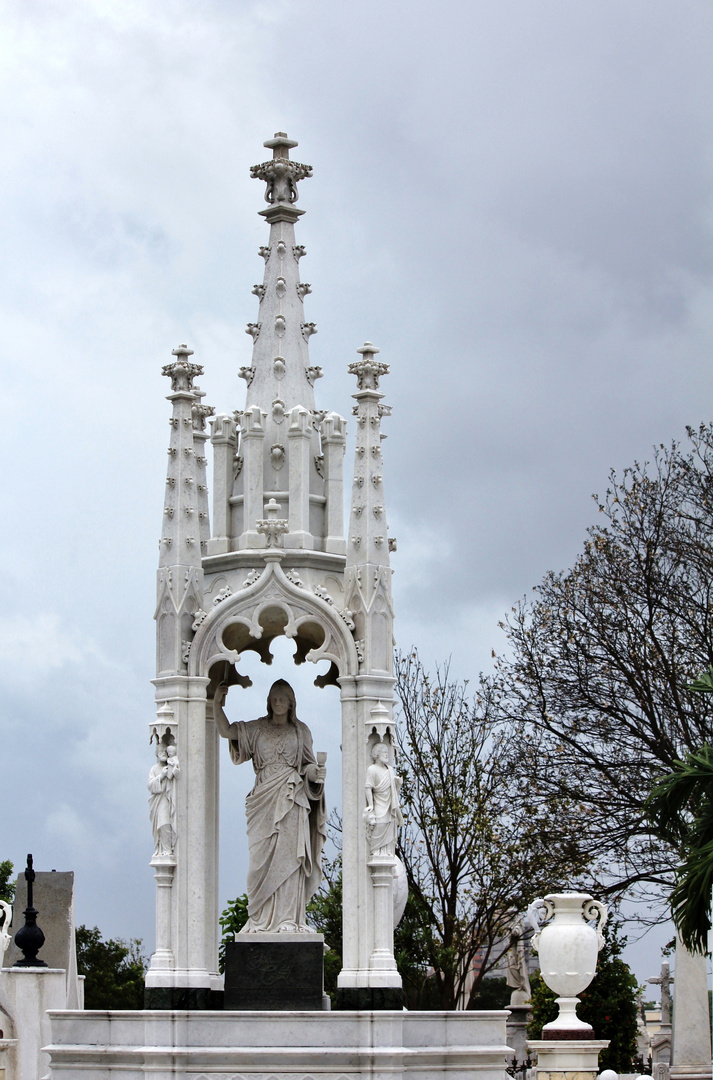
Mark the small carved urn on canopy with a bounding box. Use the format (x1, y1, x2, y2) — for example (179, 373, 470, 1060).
(527, 892, 607, 1036)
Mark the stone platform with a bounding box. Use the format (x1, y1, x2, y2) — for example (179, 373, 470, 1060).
(47, 1008, 513, 1079)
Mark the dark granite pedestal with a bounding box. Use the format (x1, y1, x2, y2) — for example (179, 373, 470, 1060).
(224, 933, 328, 1011)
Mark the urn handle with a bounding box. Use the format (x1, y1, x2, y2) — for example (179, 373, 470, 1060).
(526, 897, 554, 954)
(582, 898, 608, 950)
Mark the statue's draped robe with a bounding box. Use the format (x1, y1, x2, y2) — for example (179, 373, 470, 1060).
(229, 716, 327, 932)
(365, 762, 404, 854)
(148, 763, 175, 852)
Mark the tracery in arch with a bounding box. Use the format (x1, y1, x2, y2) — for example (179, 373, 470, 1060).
(189, 562, 358, 692)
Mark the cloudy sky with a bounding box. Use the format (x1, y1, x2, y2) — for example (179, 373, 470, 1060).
(1, 0, 711, 987)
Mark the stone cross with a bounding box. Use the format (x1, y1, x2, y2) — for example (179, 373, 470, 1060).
(648, 960, 674, 1028)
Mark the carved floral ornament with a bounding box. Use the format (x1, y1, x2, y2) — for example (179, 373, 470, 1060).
(162, 347, 204, 392)
(191, 402, 215, 431)
(348, 343, 389, 390)
(250, 157, 313, 205)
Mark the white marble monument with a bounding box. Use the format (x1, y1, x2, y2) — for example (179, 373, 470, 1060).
(47, 133, 513, 1078)
(134, 131, 404, 1010)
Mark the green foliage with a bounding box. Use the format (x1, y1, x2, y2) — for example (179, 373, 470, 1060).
(528, 971, 558, 1032)
(688, 665, 713, 694)
(218, 894, 249, 974)
(307, 856, 441, 1008)
(0, 861, 14, 904)
(467, 976, 511, 1010)
(393, 892, 441, 1009)
(307, 856, 342, 1004)
(646, 741, 713, 953)
(75, 925, 146, 1009)
(527, 922, 640, 1073)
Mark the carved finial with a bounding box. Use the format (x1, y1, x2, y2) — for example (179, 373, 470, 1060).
(348, 342, 389, 391)
(250, 133, 313, 205)
(256, 497, 289, 548)
(12, 853, 47, 968)
(162, 346, 203, 392)
(192, 401, 215, 431)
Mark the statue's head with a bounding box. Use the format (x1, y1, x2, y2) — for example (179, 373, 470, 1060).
(266, 679, 297, 724)
(166, 743, 177, 758)
(372, 741, 390, 764)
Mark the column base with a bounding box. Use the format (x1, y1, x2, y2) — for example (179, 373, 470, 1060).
(335, 986, 404, 1010)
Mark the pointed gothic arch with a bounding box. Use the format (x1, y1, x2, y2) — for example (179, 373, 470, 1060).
(188, 559, 359, 688)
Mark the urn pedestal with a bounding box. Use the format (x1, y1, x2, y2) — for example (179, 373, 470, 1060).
(528, 1038, 611, 1080)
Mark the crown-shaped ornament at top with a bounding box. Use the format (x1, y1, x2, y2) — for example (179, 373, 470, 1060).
(250, 132, 313, 207)
(162, 345, 204, 393)
(348, 343, 390, 391)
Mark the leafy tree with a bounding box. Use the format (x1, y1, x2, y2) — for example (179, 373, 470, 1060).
(75, 925, 147, 1009)
(218, 893, 249, 974)
(0, 861, 14, 905)
(395, 649, 591, 1010)
(527, 922, 640, 1072)
(467, 976, 511, 1010)
(392, 891, 441, 1009)
(307, 856, 441, 1009)
(306, 855, 343, 1003)
(646, 740, 713, 953)
(495, 426, 713, 911)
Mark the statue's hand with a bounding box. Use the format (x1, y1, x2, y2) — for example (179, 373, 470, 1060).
(305, 763, 326, 784)
(363, 808, 376, 826)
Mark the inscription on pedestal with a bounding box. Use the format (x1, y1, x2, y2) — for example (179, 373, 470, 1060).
(224, 936, 326, 1011)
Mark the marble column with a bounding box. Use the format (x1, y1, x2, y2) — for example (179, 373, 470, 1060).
(671, 937, 712, 1080)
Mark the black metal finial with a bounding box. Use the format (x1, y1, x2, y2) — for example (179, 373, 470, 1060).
(13, 853, 47, 968)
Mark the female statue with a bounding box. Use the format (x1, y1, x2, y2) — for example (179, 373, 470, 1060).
(214, 679, 327, 934)
(148, 741, 179, 855)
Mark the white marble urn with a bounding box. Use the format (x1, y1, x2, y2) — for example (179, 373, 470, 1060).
(527, 892, 607, 1033)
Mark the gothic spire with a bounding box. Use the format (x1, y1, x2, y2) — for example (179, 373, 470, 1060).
(156, 345, 206, 674)
(213, 133, 347, 554)
(243, 132, 320, 425)
(344, 343, 395, 674)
